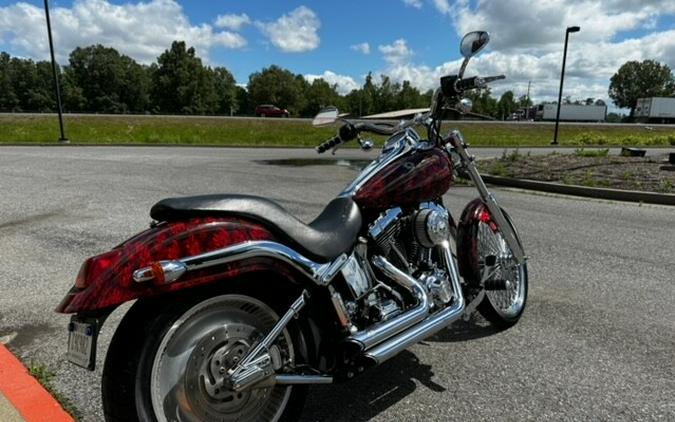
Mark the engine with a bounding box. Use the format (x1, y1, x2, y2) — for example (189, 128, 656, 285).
(336, 203, 454, 331)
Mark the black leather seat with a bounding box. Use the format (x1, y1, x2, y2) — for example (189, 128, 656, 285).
(150, 194, 362, 262)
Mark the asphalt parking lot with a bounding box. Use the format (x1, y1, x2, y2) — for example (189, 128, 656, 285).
(0, 146, 673, 421)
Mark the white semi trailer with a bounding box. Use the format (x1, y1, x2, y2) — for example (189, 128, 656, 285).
(535, 104, 607, 122)
(634, 97, 675, 123)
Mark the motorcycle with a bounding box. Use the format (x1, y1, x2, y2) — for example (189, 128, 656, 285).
(57, 31, 528, 422)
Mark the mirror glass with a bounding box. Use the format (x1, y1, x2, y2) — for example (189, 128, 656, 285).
(460, 31, 490, 58)
(312, 106, 339, 127)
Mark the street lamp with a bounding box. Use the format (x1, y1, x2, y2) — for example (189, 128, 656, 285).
(552, 25, 580, 145)
(44, 0, 68, 144)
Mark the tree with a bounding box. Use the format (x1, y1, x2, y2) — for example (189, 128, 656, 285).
(467, 87, 498, 118)
(395, 81, 426, 110)
(5, 57, 56, 112)
(497, 90, 517, 120)
(0, 52, 18, 111)
(64, 44, 149, 113)
(608, 59, 675, 116)
(302, 78, 342, 117)
(235, 86, 250, 115)
(247, 65, 305, 115)
(152, 41, 217, 114)
(211, 67, 238, 115)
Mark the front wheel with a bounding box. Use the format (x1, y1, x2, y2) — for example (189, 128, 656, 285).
(102, 293, 307, 422)
(457, 201, 528, 329)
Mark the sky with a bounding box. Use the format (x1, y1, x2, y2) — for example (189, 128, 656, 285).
(0, 0, 674, 112)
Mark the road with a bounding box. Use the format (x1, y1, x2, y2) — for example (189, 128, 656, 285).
(0, 146, 673, 421)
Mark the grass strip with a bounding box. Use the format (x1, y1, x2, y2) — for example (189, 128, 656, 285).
(1, 115, 674, 147)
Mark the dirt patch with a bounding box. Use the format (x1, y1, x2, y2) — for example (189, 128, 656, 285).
(478, 150, 675, 193)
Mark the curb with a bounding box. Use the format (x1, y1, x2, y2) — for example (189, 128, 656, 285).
(0, 345, 73, 422)
(482, 175, 675, 206)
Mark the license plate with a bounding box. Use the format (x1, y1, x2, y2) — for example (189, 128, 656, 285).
(67, 317, 98, 370)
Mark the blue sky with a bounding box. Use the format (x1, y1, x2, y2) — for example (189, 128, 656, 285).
(1, 0, 674, 110)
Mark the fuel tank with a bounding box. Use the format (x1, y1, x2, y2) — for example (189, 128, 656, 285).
(354, 147, 453, 210)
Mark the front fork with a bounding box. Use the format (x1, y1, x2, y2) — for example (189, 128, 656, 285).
(446, 130, 526, 264)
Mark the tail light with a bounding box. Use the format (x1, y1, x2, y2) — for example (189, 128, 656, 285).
(74, 250, 122, 289)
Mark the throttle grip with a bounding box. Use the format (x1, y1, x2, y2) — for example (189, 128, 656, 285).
(316, 136, 342, 153)
(455, 76, 483, 91)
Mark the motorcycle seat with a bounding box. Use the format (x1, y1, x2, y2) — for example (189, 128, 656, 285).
(150, 194, 362, 262)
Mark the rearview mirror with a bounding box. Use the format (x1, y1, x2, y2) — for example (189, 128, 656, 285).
(460, 31, 490, 58)
(312, 106, 339, 127)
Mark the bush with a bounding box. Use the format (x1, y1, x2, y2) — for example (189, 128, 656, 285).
(573, 132, 609, 145)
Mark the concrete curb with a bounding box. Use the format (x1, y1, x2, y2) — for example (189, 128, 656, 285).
(482, 175, 675, 206)
(0, 345, 73, 422)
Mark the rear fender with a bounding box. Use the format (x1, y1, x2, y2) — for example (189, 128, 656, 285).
(56, 217, 310, 314)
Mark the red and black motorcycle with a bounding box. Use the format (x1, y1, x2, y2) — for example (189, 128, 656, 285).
(57, 31, 528, 422)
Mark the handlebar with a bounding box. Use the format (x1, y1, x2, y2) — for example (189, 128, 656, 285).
(455, 74, 505, 92)
(316, 121, 402, 153)
(316, 136, 342, 154)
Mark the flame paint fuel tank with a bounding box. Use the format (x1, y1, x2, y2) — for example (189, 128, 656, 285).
(353, 147, 453, 211)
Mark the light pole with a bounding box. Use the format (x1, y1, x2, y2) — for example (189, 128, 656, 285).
(44, 0, 68, 144)
(552, 25, 580, 145)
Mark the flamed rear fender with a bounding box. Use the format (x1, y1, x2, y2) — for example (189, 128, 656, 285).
(56, 217, 307, 314)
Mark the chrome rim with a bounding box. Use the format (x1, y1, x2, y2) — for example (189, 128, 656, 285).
(150, 295, 294, 422)
(477, 222, 526, 319)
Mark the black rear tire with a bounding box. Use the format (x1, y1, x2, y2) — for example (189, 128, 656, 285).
(102, 290, 309, 422)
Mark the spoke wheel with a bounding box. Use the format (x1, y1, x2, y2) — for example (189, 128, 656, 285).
(151, 295, 293, 422)
(457, 202, 528, 328)
(476, 222, 527, 321)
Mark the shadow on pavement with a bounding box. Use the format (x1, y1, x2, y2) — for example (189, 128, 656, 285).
(300, 317, 498, 421)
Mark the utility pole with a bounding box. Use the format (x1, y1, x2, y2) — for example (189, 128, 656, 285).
(552, 25, 580, 145)
(525, 80, 531, 119)
(44, 0, 68, 144)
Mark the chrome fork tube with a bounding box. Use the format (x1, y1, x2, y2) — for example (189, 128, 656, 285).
(448, 131, 525, 263)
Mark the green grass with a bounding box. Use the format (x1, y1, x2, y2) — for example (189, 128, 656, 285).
(574, 148, 609, 157)
(28, 361, 80, 420)
(1, 114, 674, 146)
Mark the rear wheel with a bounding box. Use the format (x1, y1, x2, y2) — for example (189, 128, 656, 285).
(102, 293, 307, 422)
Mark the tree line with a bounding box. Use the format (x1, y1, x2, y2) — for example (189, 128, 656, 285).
(3, 40, 670, 119)
(0, 40, 533, 119)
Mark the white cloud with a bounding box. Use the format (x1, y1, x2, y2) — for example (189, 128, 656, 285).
(402, 0, 675, 110)
(350, 42, 370, 55)
(0, 0, 246, 64)
(432, 0, 452, 15)
(305, 71, 360, 95)
(256, 6, 320, 53)
(379, 39, 413, 65)
(402, 0, 423, 9)
(215, 13, 251, 31)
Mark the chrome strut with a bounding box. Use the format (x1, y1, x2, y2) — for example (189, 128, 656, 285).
(229, 291, 335, 391)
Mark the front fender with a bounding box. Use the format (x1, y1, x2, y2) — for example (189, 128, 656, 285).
(56, 217, 306, 314)
(456, 198, 523, 285)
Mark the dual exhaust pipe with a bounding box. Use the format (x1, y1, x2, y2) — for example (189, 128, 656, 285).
(349, 242, 466, 365)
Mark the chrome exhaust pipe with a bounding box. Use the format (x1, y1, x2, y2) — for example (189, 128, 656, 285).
(364, 242, 466, 364)
(347, 255, 430, 351)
